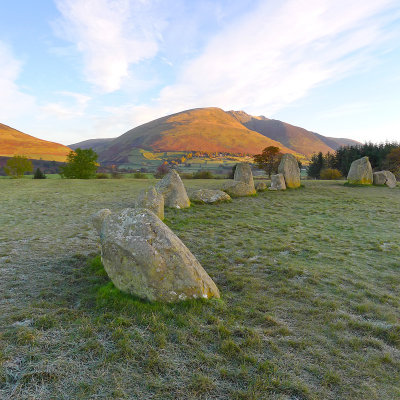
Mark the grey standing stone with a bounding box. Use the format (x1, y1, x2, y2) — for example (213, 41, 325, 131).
(234, 162, 255, 191)
(269, 173, 286, 191)
(134, 186, 164, 220)
(278, 154, 300, 188)
(95, 208, 220, 302)
(155, 170, 190, 208)
(347, 157, 373, 185)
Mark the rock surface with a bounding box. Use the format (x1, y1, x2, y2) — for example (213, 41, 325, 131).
(190, 189, 231, 204)
(269, 173, 286, 190)
(95, 208, 220, 302)
(255, 181, 267, 192)
(234, 163, 255, 191)
(347, 157, 373, 185)
(222, 181, 256, 197)
(373, 171, 397, 188)
(134, 186, 164, 220)
(92, 209, 112, 235)
(278, 154, 300, 188)
(155, 170, 190, 208)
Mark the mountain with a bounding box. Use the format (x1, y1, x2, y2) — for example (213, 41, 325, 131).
(229, 111, 360, 157)
(0, 123, 71, 162)
(95, 107, 297, 163)
(70, 107, 360, 162)
(69, 138, 113, 153)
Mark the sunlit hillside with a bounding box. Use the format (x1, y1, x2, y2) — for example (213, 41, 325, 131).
(98, 108, 297, 163)
(0, 123, 71, 162)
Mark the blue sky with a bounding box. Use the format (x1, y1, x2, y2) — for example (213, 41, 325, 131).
(0, 0, 399, 146)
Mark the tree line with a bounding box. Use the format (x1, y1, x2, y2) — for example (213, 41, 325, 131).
(307, 142, 400, 179)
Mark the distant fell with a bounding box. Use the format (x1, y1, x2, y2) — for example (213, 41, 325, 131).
(0, 123, 71, 162)
(95, 107, 297, 164)
(229, 111, 360, 157)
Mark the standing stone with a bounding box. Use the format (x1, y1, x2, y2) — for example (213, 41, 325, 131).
(347, 157, 373, 185)
(134, 186, 164, 220)
(234, 163, 255, 191)
(373, 171, 397, 188)
(269, 173, 286, 191)
(155, 170, 190, 208)
(189, 189, 231, 204)
(278, 154, 300, 188)
(222, 162, 256, 197)
(92, 209, 112, 235)
(255, 181, 267, 192)
(94, 208, 220, 302)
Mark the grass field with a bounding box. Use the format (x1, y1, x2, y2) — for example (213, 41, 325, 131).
(0, 179, 399, 399)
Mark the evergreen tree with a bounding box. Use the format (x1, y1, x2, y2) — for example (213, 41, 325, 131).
(33, 168, 46, 179)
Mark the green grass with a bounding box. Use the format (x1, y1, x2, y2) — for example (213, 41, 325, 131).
(0, 179, 399, 399)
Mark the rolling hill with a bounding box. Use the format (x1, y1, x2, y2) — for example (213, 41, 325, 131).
(0, 123, 71, 162)
(229, 111, 360, 157)
(96, 108, 297, 164)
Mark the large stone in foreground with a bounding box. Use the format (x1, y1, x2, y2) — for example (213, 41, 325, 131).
(269, 173, 286, 190)
(222, 181, 256, 197)
(95, 208, 220, 302)
(234, 163, 255, 191)
(190, 189, 231, 204)
(347, 157, 373, 185)
(134, 186, 164, 220)
(155, 170, 190, 208)
(373, 171, 396, 188)
(278, 154, 300, 188)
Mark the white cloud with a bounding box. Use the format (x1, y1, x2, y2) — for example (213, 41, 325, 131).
(153, 0, 400, 116)
(41, 91, 91, 119)
(0, 41, 35, 121)
(54, 0, 162, 92)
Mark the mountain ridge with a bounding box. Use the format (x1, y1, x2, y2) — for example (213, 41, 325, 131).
(0, 123, 71, 162)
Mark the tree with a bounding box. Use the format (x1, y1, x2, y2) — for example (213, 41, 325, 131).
(4, 155, 33, 178)
(60, 148, 98, 179)
(385, 147, 400, 175)
(253, 146, 283, 177)
(307, 152, 324, 179)
(33, 167, 46, 179)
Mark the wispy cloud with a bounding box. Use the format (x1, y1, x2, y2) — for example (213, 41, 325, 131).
(0, 41, 35, 121)
(41, 91, 91, 119)
(54, 0, 163, 92)
(154, 0, 400, 116)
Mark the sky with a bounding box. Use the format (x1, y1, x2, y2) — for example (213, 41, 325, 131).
(0, 0, 399, 146)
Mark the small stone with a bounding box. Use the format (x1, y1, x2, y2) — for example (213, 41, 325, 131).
(255, 181, 267, 191)
(269, 173, 286, 190)
(190, 189, 231, 204)
(373, 171, 396, 188)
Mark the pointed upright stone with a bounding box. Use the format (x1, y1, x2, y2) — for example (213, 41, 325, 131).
(155, 170, 190, 208)
(278, 154, 300, 188)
